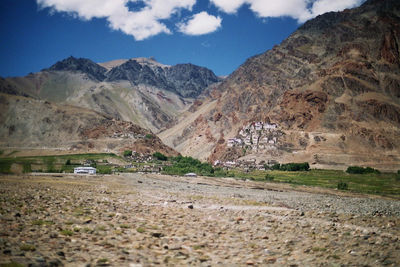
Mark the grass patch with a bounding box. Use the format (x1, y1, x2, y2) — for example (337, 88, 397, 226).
(60, 229, 74, 236)
(228, 169, 400, 197)
(136, 227, 145, 233)
(312, 247, 327, 252)
(20, 244, 36, 252)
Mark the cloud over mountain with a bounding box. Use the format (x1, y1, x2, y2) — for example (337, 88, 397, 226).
(210, 0, 365, 22)
(36, 0, 365, 40)
(37, 0, 196, 40)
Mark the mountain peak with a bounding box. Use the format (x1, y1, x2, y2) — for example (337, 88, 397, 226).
(45, 56, 107, 81)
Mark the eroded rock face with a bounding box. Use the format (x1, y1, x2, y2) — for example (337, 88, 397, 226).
(168, 0, 400, 169)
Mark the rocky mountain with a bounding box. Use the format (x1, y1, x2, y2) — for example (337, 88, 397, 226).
(0, 93, 177, 156)
(45, 56, 108, 81)
(4, 57, 221, 132)
(106, 58, 220, 98)
(161, 0, 400, 171)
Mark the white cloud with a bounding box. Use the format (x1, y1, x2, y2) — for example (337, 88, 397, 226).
(36, 0, 196, 40)
(210, 0, 365, 23)
(178, 11, 222, 35)
(209, 0, 246, 14)
(36, 0, 366, 40)
(310, 0, 364, 17)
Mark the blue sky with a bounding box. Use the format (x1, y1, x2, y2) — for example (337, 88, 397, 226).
(0, 0, 365, 78)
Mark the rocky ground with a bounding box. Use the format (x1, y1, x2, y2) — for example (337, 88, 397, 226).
(0, 173, 399, 266)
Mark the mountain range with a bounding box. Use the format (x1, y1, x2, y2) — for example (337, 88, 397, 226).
(1, 0, 399, 171)
(2, 56, 221, 132)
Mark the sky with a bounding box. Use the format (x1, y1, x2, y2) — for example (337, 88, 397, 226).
(0, 0, 366, 78)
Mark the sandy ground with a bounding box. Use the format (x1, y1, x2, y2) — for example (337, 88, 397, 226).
(0, 173, 399, 266)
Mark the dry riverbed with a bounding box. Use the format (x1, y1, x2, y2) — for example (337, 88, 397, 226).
(0, 173, 399, 266)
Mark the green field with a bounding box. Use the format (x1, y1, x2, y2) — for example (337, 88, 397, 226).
(226, 169, 400, 198)
(0, 153, 122, 174)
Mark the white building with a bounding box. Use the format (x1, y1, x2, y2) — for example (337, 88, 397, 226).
(264, 123, 277, 129)
(74, 167, 96, 175)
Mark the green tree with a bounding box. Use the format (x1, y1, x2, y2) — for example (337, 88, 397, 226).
(123, 150, 132, 157)
(153, 152, 167, 161)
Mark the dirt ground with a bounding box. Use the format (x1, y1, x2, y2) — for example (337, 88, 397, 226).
(0, 173, 399, 266)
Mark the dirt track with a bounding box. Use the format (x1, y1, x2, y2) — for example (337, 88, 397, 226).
(0, 173, 399, 266)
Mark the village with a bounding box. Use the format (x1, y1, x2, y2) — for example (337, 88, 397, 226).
(214, 122, 283, 170)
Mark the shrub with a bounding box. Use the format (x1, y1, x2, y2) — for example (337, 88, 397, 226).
(271, 164, 280, 170)
(346, 166, 380, 174)
(0, 160, 12, 174)
(275, 162, 310, 171)
(65, 159, 71, 165)
(22, 162, 31, 173)
(337, 181, 348, 190)
(44, 157, 55, 172)
(396, 170, 400, 181)
(145, 134, 154, 139)
(264, 174, 274, 181)
(123, 150, 132, 157)
(97, 166, 112, 174)
(153, 152, 167, 161)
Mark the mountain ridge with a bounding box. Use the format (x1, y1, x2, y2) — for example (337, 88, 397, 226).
(3, 56, 222, 132)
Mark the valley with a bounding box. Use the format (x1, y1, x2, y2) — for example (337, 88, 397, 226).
(1, 0, 400, 266)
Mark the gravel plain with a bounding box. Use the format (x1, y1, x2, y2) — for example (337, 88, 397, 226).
(0, 173, 399, 266)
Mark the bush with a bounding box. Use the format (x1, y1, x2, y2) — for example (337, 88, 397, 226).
(44, 157, 55, 172)
(346, 166, 380, 174)
(271, 164, 280, 170)
(22, 162, 31, 173)
(337, 181, 348, 190)
(264, 174, 274, 181)
(396, 170, 400, 181)
(97, 166, 112, 174)
(275, 162, 310, 171)
(123, 150, 132, 157)
(145, 134, 154, 139)
(153, 152, 167, 161)
(65, 159, 71, 165)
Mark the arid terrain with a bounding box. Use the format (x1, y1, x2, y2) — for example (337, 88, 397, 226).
(0, 173, 399, 266)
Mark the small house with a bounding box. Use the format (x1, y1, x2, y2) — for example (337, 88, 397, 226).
(74, 167, 96, 175)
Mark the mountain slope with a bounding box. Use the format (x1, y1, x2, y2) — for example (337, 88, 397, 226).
(0, 93, 177, 156)
(5, 57, 221, 132)
(161, 0, 400, 171)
